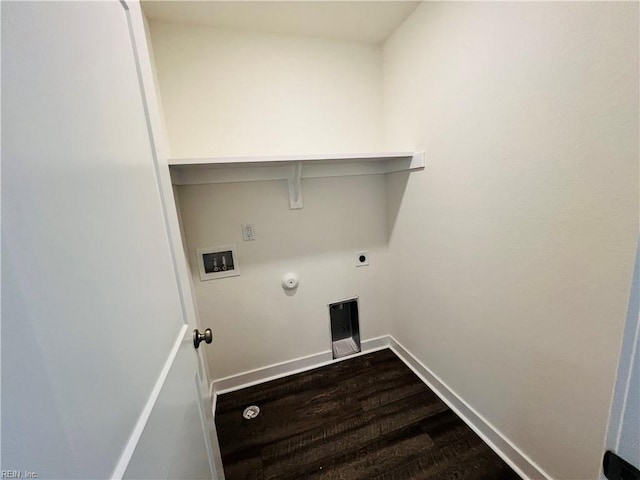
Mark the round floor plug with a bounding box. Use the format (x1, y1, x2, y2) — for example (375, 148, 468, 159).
(242, 405, 260, 420)
(281, 272, 299, 291)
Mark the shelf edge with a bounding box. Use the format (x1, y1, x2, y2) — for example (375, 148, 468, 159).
(168, 151, 418, 167)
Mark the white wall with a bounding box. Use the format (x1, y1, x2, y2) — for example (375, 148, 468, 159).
(383, 2, 639, 479)
(176, 176, 392, 380)
(148, 19, 391, 381)
(149, 5, 638, 477)
(148, 20, 383, 158)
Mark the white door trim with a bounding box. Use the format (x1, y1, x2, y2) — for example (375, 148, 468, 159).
(602, 236, 640, 477)
(122, 1, 190, 321)
(122, 3, 219, 478)
(111, 325, 189, 479)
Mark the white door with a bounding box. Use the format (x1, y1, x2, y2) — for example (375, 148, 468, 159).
(1, 1, 221, 479)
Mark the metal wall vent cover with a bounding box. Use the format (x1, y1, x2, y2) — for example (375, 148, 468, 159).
(243, 405, 260, 420)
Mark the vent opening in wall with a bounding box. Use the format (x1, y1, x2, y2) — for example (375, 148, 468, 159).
(329, 298, 361, 359)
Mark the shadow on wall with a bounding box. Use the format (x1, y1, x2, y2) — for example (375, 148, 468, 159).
(386, 171, 411, 242)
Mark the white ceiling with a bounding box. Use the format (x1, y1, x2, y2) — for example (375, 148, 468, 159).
(141, 1, 421, 44)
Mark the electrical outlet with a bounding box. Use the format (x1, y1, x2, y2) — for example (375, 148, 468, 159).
(356, 251, 369, 267)
(242, 224, 255, 241)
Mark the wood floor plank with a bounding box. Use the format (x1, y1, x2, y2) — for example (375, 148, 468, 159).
(304, 431, 434, 480)
(370, 439, 502, 480)
(261, 390, 444, 461)
(262, 398, 446, 479)
(215, 349, 521, 480)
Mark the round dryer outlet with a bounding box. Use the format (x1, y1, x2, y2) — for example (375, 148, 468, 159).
(356, 251, 369, 267)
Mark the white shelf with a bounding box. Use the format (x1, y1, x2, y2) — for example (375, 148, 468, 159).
(169, 151, 422, 167)
(168, 151, 425, 209)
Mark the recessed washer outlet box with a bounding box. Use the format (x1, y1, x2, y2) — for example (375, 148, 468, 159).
(196, 244, 240, 281)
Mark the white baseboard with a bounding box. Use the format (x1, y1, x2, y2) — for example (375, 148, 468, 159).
(211, 335, 390, 395)
(210, 334, 551, 480)
(388, 336, 551, 480)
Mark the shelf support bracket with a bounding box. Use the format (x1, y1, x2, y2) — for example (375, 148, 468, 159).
(288, 162, 303, 209)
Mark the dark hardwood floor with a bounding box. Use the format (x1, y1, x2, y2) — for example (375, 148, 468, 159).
(215, 349, 521, 480)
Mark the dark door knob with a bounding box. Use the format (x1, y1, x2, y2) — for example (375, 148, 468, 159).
(193, 328, 212, 349)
